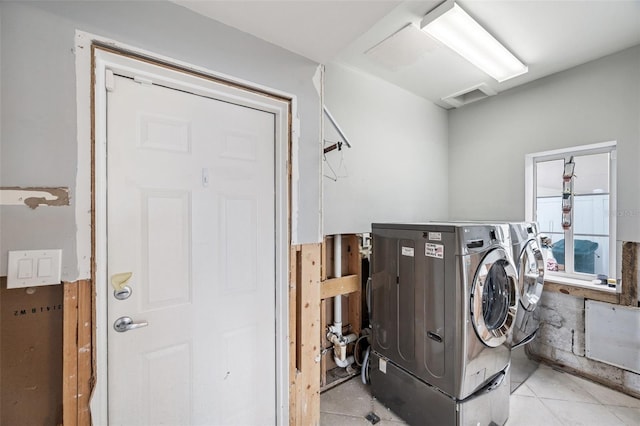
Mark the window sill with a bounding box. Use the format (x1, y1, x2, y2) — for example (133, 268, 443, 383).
(543, 274, 619, 304)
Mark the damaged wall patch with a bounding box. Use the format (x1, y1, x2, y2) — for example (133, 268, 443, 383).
(0, 187, 70, 209)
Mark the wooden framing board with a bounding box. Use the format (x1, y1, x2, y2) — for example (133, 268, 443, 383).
(543, 281, 619, 304)
(320, 275, 359, 300)
(77, 281, 93, 426)
(319, 298, 328, 387)
(62, 280, 93, 426)
(289, 243, 321, 426)
(288, 246, 299, 426)
(621, 241, 639, 306)
(346, 234, 362, 337)
(321, 239, 328, 282)
(63, 282, 79, 426)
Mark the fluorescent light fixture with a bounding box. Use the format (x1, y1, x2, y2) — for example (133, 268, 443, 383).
(420, 1, 528, 82)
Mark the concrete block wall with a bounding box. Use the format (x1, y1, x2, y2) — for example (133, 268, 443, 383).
(529, 291, 640, 398)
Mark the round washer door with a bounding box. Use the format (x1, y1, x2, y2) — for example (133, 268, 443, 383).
(518, 239, 545, 312)
(471, 248, 518, 348)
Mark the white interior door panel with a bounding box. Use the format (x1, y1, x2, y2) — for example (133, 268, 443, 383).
(106, 75, 276, 425)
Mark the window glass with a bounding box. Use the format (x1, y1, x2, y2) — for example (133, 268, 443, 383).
(535, 159, 564, 271)
(536, 159, 564, 197)
(573, 153, 609, 195)
(572, 153, 610, 276)
(531, 147, 614, 279)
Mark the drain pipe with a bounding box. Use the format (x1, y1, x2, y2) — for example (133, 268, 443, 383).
(328, 234, 357, 368)
(332, 235, 343, 337)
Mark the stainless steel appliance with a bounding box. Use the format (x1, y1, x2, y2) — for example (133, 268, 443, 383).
(508, 222, 545, 348)
(370, 223, 518, 426)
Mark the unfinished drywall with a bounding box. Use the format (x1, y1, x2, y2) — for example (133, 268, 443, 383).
(0, 187, 70, 209)
(323, 62, 449, 235)
(448, 45, 640, 244)
(0, 0, 323, 280)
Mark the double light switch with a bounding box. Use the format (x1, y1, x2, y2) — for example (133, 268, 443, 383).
(7, 249, 62, 288)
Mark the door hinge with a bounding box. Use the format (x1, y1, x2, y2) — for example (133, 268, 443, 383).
(105, 69, 115, 92)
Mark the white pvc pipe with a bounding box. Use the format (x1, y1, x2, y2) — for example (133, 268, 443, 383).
(334, 355, 354, 368)
(333, 234, 342, 337)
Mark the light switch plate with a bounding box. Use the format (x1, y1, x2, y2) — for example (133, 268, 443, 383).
(7, 249, 62, 288)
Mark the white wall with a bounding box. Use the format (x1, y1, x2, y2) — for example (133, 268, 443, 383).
(448, 45, 640, 245)
(322, 63, 449, 235)
(0, 1, 322, 280)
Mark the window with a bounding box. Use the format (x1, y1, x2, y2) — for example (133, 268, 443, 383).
(526, 142, 616, 280)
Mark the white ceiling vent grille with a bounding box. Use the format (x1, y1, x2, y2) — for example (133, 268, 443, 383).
(364, 24, 439, 71)
(441, 83, 497, 108)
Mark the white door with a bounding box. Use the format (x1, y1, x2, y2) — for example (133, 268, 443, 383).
(106, 74, 276, 425)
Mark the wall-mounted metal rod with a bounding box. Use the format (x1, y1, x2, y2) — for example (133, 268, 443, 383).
(323, 105, 352, 148)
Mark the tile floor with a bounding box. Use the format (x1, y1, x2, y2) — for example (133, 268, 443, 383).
(320, 364, 640, 425)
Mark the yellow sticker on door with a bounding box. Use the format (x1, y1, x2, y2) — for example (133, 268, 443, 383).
(425, 243, 444, 259)
(111, 272, 133, 291)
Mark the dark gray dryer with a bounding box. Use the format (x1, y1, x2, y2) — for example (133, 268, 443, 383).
(369, 222, 518, 426)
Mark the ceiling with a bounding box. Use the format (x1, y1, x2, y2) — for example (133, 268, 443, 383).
(174, 1, 640, 109)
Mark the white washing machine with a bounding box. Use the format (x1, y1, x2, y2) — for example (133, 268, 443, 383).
(370, 222, 519, 426)
(508, 222, 545, 348)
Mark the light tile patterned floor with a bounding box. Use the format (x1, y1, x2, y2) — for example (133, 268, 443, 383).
(320, 364, 640, 425)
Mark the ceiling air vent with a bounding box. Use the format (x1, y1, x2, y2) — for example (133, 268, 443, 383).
(441, 83, 497, 108)
(364, 24, 439, 71)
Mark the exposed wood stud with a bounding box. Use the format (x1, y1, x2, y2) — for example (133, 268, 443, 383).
(77, 280, 93, 425)
(62, 280, 93, 426)
(347, 234, 362, 337)
(288, 246, 299, 426)
(543, 281, 619, 304)
(320, 298, 327, 387)
(621, 242, 639, 306)
(62, 282, 79, 426)
(289, 243, 321, 426)
(320, 275, 359, 299)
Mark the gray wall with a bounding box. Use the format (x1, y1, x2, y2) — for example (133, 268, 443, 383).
(448, 45, 640, 244)
(0, 1, 322, 280)
(449, 45, 640, 396)
(323, 62, 449, 235)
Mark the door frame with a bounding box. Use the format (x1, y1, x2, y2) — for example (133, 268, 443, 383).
(75, 31, 294, 425)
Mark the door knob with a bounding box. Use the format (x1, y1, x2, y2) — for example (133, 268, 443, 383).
(113, 316, 148, 332)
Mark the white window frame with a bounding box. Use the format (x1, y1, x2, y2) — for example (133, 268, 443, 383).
(525, 141, 617, 284)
